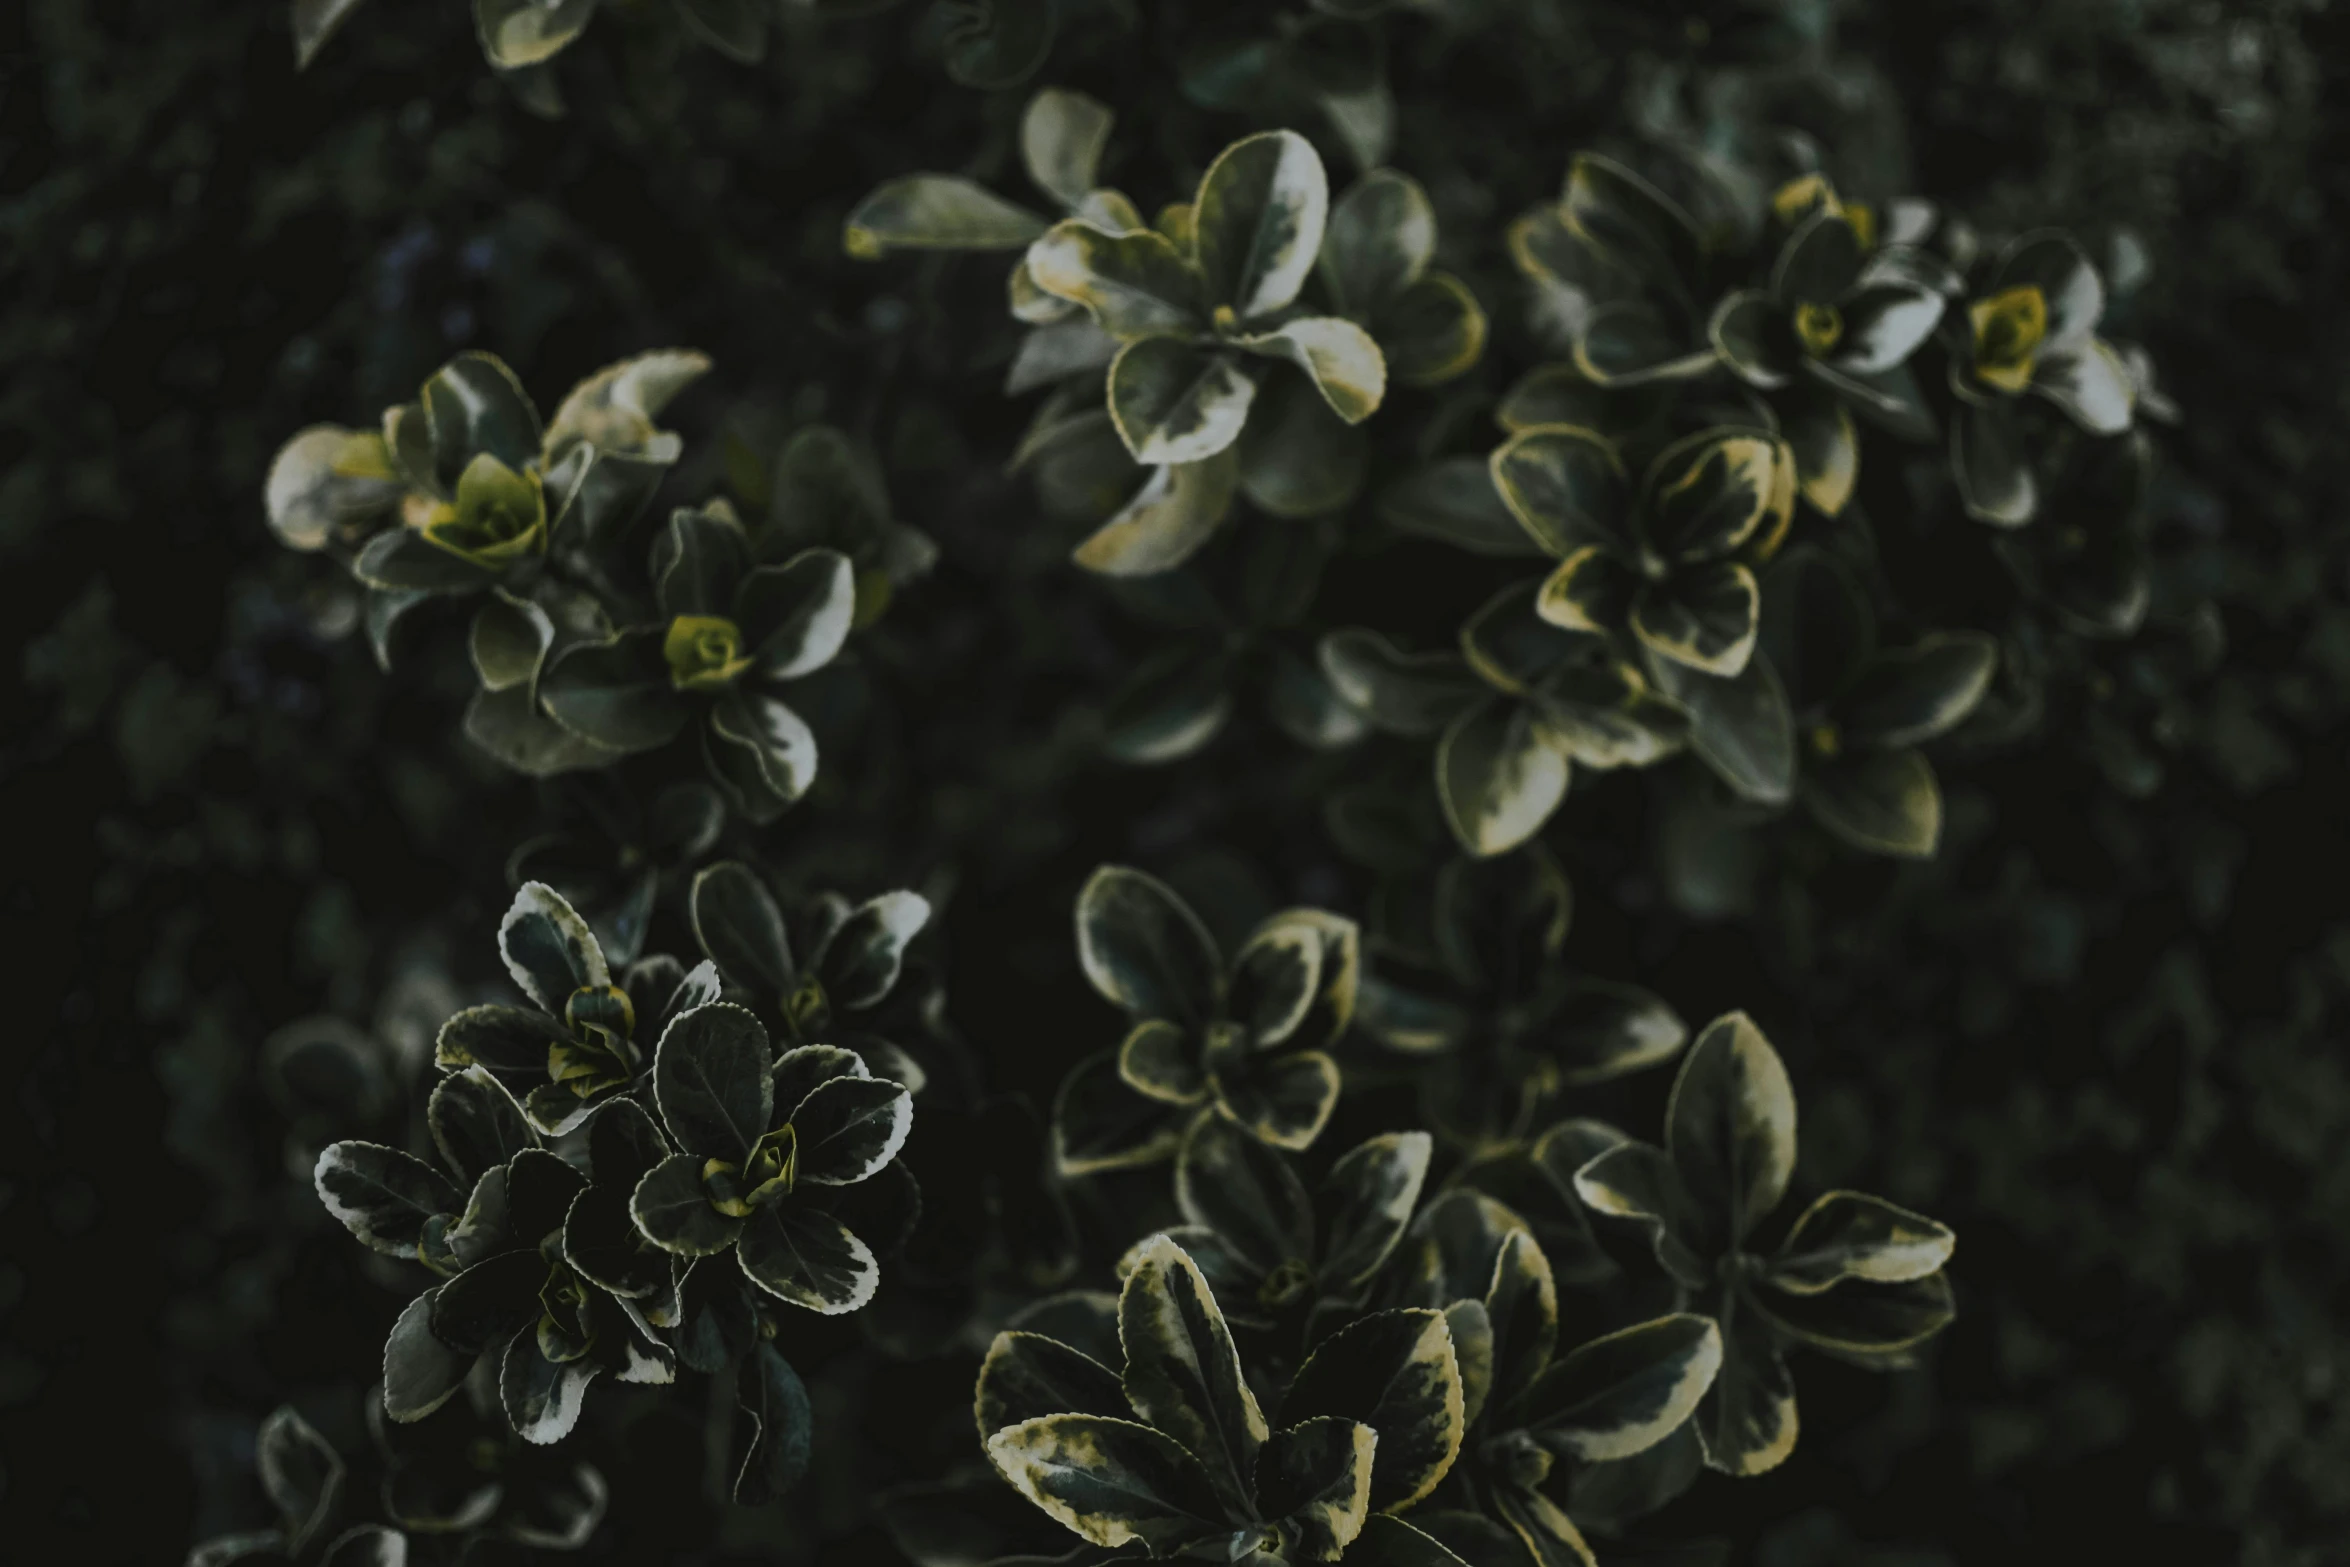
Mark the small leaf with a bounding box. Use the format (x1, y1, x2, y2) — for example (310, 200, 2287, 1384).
(382, 1289, 470, 1423)
(732, 1342, 814, 1503)
(314, 1141, 460, 1256)
(738, 1204, 880, 1313)
(689, 861, 795, 997)
(1437, 699, 1571, 858)
(738, 548, 856, 680)
(1379, 273, 1488, 387)
(1027, 222, 1207, 337)
(652, 1002, 773, 1164)
(1484, 1229, 1558, 1398)
(942, 0, 1057, 89)
(1076, 866, 1224, 1024)
(1317, 630, 1484, 739)
(1320, 169, 1435, 317)
(1648, 647, 1795, 806)
(1235, 317, 1386, 424)
(813, 890, 931, 1010)
(1055, 1051, 1188, 1175)
(1639, 430, 1786, 564)
(1750, 1272, 1957, 1354)
(1491, 425, 1630, 556)
(2033, 339, 2136, 434)
(539, 629, 688, 754)
(1631, 560, 1761, 677)
(1214, 1049, 1341, 1151)
(1376, 459, 1545, 558)
(1838, 634, 1998, 748)
(428, 1067, 538, 1187)
(1519, 1314, 1721, 1462)
(1316, 1130, 1433, 1289)
(977, 1330, 1130, 1442)
(1952, 400, 2036, 527)
(1022, 87, 1115, 210)
(1108, 339, 1256, 465)
(474, 0, 595, 68)
(1282, 1309, 1464, 1513)
(1256, 1417, 1376, 1557)
(1665, 1013, 1796, 1252)
(1769, 1192, 1956, 1294)
(501, 1329, 597, 1444)
(1803, 749, 1943, 858)
(788, 1075, 913, 1186)
(1071, 453, 1239, 578)
(292, 0, 369, 69)
(1696, 1296, 1797, 1474)
(843, 176, 1048, 258)
(1193, 130, 1330, 319)
(704, 689, 819, 822)
(257, 1406, 343, 1553)
(1119, 1234, 1268, 1511)
(985, 1414, 1225, 1552)
(1177, 1112, 1313, 1274)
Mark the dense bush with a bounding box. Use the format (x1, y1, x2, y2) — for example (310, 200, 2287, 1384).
(5, 1, 2347, 1563)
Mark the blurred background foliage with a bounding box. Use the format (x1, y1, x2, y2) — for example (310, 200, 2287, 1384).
(4, 0, 2348, 1561)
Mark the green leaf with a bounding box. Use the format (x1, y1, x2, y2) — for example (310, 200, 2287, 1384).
(1238, 366, 1368, 518)
(1055, 1051, 1188, 1175)
(314, 1141, 460, 1257)
(1316, 1130, 1432, 1289)
(942, 0, 1056, 89)
(1769, 1192, 1956, 1294)
(1561, 153, 1698, 282)
(430, 1250, 548, 1354)
(1227, 918, 1327, 1048)
(462, 685, 622, 777)
(1572, 1142, 1709, 1290)
(1318, 630, 1484, 738)
(468, 595, 549, 692)
(1953, 400, 2036, 527)
(1256, 1417, 1376, 1557)
(1119, 1018, 1210, 1105)
(419, 349, 542, 486)
(1027, 222, 1207, 337)
(1631, 560, 1762, 677)
(1108, 339, 1256, 464)
(1839, 634, 1997, 748)
(787, 1075, 912, 1185)
(1282, 1309, 1464, 1512)
(1076, 865, 1224, 1024)
(1071, 452, 1239, 577)
(2034, 339, 2136, 434)
(689, 861, 795, 997)
(1376, 459, 1545, 558)
(704, 689, 819, 822)
(1193, 129, 1330, 319)
(842, 176, 1049, 257)
(651, 505, 751, 621)
(1696, 1295, 1797, 1474)
(1708, 290, 1789, 389)
(1639, 430, 1787, 564)
(1520, 1314, 1721, 1462)
(1989, 231, 2106, 352)
(652, 1001, 772, 1164)
(257, 1406, 343, 1553)
(1320, 169, 1434, 317)
(732, 1343, 813, 1504)
(497, 881, 609, 1013)
(1176, 1112, 1313, 1274)
(1104, 650, 1237, 765)
(630, 1151, 743, 1256)
(1120, 1233, 1268, 1510)
(292, 0, 369, 69)
(563, 1179, 673, 1298)
(813, 890, 931, 1009)
(1533, 546, 1639, 639)
(265, 424, 399, 549)
(1491, 424, 1630, 556)
(1770, 209, 1865, 307)
(1443, 1299, 1495, 1432)
(540, 629, 689, 754)
(1751, 1272, 1957, 1354)
(1666, 1012, 1795, 1252)
(428, 1067, 537, 1187)
(977, 1330, 1131, 1441)
(544, 347, 709, 461)
(1804, 749, 1943, 857)
(738, 1203, 879, 1313)
(500, 1328, 597, 1444)
(1779, 387, 1859, 517)
(381, 1289, 470, 1423)
(1022, 88, 1115, 210)
(1484, 1228, 1558, 1397)
(1546, 978, 1690, 1087)
(1214, 1050, 1342, 1151)
(1437, 699, 1571, 858)
(474, 0, 594, 67)
(1379, 273, 1488, 387)
(353, 525, 499, 594)
(1493, 1481, 1598, 1567)
(985, 1414, 1226, 1552)
(1825, 283, 1945, 376)
(1234, 317, 1386, 423)
(436, 1003, 547, 1079)
(737, 548, 856, 679)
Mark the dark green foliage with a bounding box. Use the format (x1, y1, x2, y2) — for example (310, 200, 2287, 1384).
(8, 0, 2350, 1564)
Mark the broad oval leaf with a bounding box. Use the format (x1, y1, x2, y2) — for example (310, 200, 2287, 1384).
(842, 175, 1049, 257)
(1072, 452, 1239, 578)
(1235, 317, 1386, 424)
(738, 1204, 879, 1314)
(314, 1141, 460, 1256)
(1803, 749, 1943, 858)
(1437, 699, 1572, 859)
(1519, 1314, 1721, 1462)
(1490, 424, 1629, 556)
(652, 1001, 773, 1164)
(1282, 1308, 1464, 1512)
(689, 861, 796, 997)
(1768, 1191, 1956, 1294)
(1317, 630, 1484, 739)
(1054, 1051, 1188, 1176)
(1213, 1049, 1341, 1151)
(1256, 1417, 1376, 1558)
(977, 1330, 1131, 1442)
(704, 689, 819, 822)
(1076, 865, 1224, 1024)
(474, 0, 595, 69)
(1316, 1130, 1433, 1289)
(1193, 129, 1330, 320)
(788, 1075, 913, 1186)
(732, 1341, 814, 1504)
(1665, 1012, 1796, 1251)
(500, 1329, 596, 1445)
(381, 1289, 470, 1424)
(427, 1067, 537, 1187)
(1108, 339, 1256, 465)
(1838, 634, 1998, 748)
(1320, 169, 1435, 316)
(814, 890, 932, 1010)
(738, 548, 856, 681)
(1027, 222, 1207, 338)
(1021, 87, 1115, 211)
(1177, 1112, 1313, 1275)
(1484, 1228, 1559, 1399)
(498, 882, 609, 1014)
